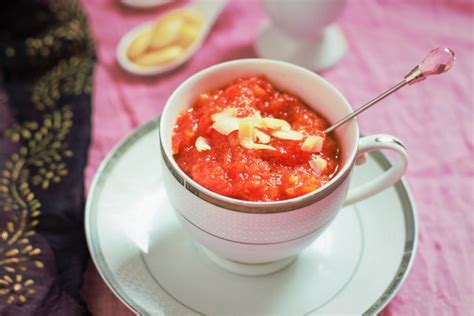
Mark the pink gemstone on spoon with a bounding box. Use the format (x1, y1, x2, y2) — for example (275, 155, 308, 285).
(419, 47, 455, 76)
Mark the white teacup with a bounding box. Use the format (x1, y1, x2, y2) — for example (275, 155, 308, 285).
(159, 59, 407, 275)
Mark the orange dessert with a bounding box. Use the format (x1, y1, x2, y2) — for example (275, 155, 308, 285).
(172, 76, 340, 202)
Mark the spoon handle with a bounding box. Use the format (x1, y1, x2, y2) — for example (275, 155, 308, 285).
(323, 47, 455, 134)
(323, 80, 407, 134)
(192, 0, 228, 28)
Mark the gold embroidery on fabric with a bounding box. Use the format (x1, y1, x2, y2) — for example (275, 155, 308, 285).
(4, 108, 74, 188)
(0, 274, 36, 305)
(25, 0, 94, 58)
(5, 48, 15, 58)
(1, 0, 93, 305)
(49, 0, 84, 22)
(0, 156, 43, 304)
(0, 108, 74, 305)
(31, 56, 92, 110)
(25, 19, 88, 58)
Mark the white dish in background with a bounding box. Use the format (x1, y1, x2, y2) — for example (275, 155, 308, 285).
(256, 0, 347, 71)
(120, 0, 172, 10)
(117, 0, 228, 76)
(85, 119, 418, 315)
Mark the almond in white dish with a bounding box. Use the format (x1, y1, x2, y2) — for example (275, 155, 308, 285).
(134, 46, 183, 66)
(149, 14, 185, 50)
(177, 24, 201, 47)
(127, 29, 152, 60)
(126, 9, 203, 67)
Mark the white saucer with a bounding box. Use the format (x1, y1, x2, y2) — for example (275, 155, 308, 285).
(85, 118, 418, 315)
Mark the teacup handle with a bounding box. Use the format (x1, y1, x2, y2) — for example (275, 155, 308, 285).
(344, 134, 408, 206)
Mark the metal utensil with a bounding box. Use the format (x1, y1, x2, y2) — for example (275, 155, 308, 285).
(323, 47, 456, 134)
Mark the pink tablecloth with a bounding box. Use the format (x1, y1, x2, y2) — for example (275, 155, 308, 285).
(79, 0, 474, 314)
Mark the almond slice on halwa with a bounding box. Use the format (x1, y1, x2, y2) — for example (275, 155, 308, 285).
(301, 135, 324, 152)
(211, 112, 303, 150)
(255, 130, 271, 144)
(259, 117, 291, 131)
(271, 130, 304, 141)
(239, 120, 275, 150)
(239, 115, 262, 127)
(241, 139, 276, 150)
(252, 143, 276, 150)
(212, 117, 239, 135)
(238, 120, 254, 140)
(195, 136, 211, 152)
(211, 108, 238, 122)
(309, 157, 327, 174)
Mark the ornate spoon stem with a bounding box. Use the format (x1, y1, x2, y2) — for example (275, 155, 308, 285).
(324, 47, 455, 134)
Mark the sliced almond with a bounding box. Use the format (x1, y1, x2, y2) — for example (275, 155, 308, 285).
(241, 139, 276, 151)
(240, 116, 262, 127)
(177, 24, 200, 48)
(195, 136, 211, 152)
(309, 157, 327, 174)
(239, 120, 275, 150)
(255, 130, 271, 144)
(271, 130, 303, 141)
(259, 117, 291, 131)
(253, 143, 275, 150)
(149, 14, 185, 50)
(128, 29, 152, 60)
(134, 46, 183, 66)
(212, 117, 239, 135)
(211, 108, 238, 122)
(238, 120, 254, 140)
(301, 135, 324, 152)
(211, 112, 303, 150)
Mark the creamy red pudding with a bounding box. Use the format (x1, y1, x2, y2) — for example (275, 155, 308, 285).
(171, 76, 340, 202)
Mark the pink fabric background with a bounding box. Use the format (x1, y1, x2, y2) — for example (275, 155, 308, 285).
(79, 0, 474, 314)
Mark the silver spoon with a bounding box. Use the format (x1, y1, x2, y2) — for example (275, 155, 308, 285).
(323, 47, 456, 134)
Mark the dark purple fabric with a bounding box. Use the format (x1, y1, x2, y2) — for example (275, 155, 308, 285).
(0, 0, 94, 314)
